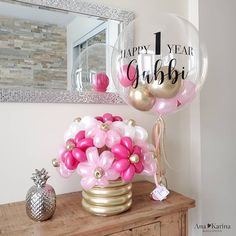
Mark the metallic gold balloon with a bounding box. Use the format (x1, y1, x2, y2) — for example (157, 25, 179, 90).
(52, 158, 59, 168)
(128, 85, 155, 111)
(148, 66, 182, 98)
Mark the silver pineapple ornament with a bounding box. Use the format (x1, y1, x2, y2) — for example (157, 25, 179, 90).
(26, 168, 56, 221)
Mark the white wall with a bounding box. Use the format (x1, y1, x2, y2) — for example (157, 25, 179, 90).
(0, 0, 194, 227)
(200, 0, 236, 235)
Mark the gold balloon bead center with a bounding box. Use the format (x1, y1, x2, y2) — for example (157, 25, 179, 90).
(100, 123, 110, 131)
(52, 158, 60, 168)
(74, 117, 81, 123)
(127, 119, 136, 127)
(66, 142, 75, 151)
(129, 154, 140, 164)
(94, 167, 104, 179)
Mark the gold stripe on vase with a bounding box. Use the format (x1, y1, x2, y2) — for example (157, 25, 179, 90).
(82, 180, 132, 216)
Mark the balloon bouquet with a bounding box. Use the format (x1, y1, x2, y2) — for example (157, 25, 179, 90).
(111, 14, 208, 199)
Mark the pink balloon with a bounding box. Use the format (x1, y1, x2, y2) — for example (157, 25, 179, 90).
(177, 80, 196, 105)
(113, 159, 130, 172)
(121, 165, 135, 181)
(93, 131, 106, 148)
(118, 64, 136, 87)
(154, 98, 178, 115)
(112, 144, 130, 159)
(72, 148, 87, 162)
(76, 138, 93, 150)
(92, 72, 109, 92)
(120, 137, 133, 153)
(58, 163, 72, 178)
(106, 130, 121, 148)
(74, 131, 85, 144)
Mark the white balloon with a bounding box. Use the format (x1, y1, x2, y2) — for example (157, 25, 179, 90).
(135, 126, 148, 141)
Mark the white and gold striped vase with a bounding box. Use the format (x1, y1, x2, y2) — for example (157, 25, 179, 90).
(82, 180, 132, 216)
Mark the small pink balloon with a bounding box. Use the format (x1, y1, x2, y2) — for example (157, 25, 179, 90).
(121, 165, 135, 181)
(176, 80, 196, 105)
(74, 131, 85, 144)
(76, 138, 94, 150)
(95, 116, 103, 122)
(106, 130, 121, 148)
(103, 113, 113, 122)
(154, 98, 178, 115)
(72, 148, 87, 162)
(112, 144, 130, 159)
(113, 159, 130, 172)
(92, 72, 109, 92)
(118, 64, 136, 87)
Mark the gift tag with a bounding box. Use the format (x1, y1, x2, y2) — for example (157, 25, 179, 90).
(151, 184, 170, 201)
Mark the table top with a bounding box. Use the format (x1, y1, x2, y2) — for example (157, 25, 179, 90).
(0, 181, 195, 236)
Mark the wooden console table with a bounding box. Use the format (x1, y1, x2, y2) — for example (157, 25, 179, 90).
(0, 181, 195, 236)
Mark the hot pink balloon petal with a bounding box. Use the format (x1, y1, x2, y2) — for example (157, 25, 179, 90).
(113, 116, 123, 121)
(72, 148, 87, 162)
(76, 138, 94, 150)
(133, 146, 142, 156)
(120, 137, 133, 153)
(112, 144, 130, 159)
(134, 161, 144, 173)
(64, 153, 78, 170)
(119, 64, 136, 87)
(103, 113, 113, 122)
(113, 159, 130, 172)
(74, 131, 85, 144)
(122, 165, 135, 181)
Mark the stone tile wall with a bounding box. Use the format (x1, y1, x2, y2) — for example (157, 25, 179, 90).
(0, 16, 67, 89)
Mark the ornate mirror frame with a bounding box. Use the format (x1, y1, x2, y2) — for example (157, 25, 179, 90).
(0, 0, 134, 104)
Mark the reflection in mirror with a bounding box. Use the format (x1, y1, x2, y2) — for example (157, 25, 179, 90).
(0, 0, 121, 92)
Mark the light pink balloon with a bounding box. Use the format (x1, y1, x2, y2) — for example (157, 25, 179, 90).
(99, 150, 115, 170)
(81, 176, 97, 190)
(106, 130, 121, 148)
(154, 98, 178, 115)
(58, 163, 73, 178)
(118, 64, 136, 87)
(176, 80, 196, 105)
(93, 131, 106, 148)
(92, 72, 109, 92)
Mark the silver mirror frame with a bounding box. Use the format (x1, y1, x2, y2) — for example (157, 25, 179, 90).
(0, 0, 135, 104)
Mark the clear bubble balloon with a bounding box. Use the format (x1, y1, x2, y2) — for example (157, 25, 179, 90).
(111, 14, 208, 116)
(72, 43, 114, 93)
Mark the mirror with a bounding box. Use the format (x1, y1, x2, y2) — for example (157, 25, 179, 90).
(0, 0, 134, 103)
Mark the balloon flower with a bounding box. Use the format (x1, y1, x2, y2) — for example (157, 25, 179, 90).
(52, 113, 157, 190)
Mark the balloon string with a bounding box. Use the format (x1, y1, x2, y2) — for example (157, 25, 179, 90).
(153, 116, 178, 187)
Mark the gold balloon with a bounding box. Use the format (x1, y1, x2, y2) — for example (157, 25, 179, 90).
(148, 66, 182, 98)
(128, 85, 155, 111)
